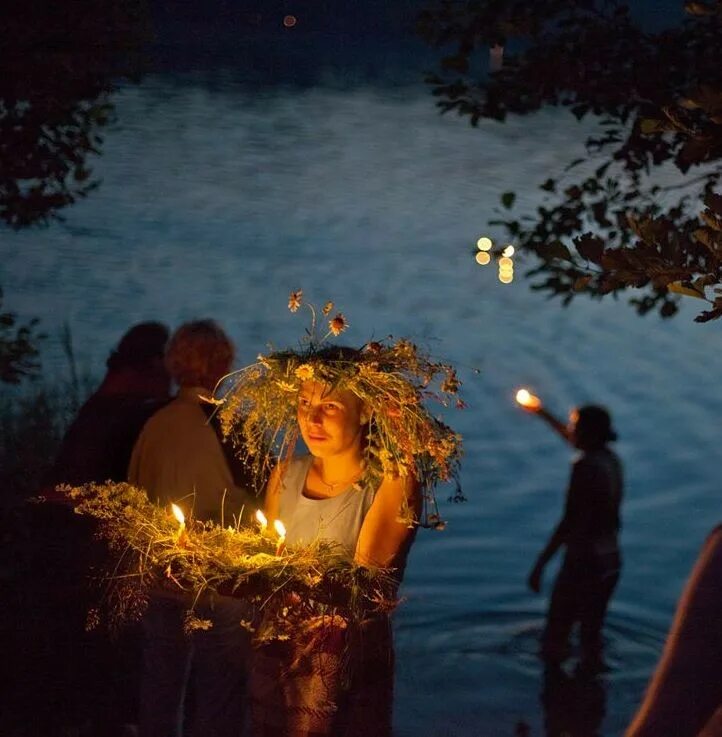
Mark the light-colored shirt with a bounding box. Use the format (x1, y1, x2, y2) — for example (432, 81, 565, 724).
(128, 386, 251, 521)
(278, 455, 377, 557)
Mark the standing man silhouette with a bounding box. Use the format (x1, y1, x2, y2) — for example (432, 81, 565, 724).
(520, 399, 623, 673)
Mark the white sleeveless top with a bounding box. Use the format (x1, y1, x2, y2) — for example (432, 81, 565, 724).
(278, 456, 377, 556)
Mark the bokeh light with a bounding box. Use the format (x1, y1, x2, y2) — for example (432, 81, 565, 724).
(475, 251, 491, 265)
(476, 236, 493, 251)
(283, 15, 297, 27)
(498, 256, 513, 268)
(502, 245, 515, 257)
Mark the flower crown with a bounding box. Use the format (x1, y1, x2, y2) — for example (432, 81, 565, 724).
(214, 291, 464, 527)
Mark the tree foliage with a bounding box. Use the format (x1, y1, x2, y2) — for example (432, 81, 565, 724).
(418, 0, 722, 321)
(0, 0, 149, 228)
(0, 290, 44, 384)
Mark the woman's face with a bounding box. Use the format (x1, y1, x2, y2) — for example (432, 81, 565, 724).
(297, 380, 367, 459)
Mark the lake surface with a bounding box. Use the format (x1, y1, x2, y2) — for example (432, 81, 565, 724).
(4, 73, 722, 736)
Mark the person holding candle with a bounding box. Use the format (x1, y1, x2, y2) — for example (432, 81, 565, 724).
(218, 296, 462, 737)
(517, 393, 623, 673)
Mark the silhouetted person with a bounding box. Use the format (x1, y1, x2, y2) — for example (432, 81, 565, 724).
(626, 527, 722, 737)
(16, 323, 169, 737)
(51, 321, 171, 488)
(521, 402, 623, 672)
(129, 319, 254, 737)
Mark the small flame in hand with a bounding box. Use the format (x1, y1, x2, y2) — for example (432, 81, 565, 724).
(515, 389, 542, 410)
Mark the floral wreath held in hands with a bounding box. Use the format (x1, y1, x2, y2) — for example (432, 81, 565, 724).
(214, 290, 465, 529)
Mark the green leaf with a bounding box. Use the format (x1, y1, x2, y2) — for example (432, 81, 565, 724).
(501, 191, 516, 209)
(574, 276, 592, 292)
(704, 192, 722, 216)
(540, 178, 556, 192)
(693, 228, 722, 255)
(574, 233, 604, 264)
(545, 241, 572, 261)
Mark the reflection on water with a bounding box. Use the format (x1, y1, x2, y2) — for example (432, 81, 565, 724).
(542, 665, 606, 737)
(6, 74, 722, 735)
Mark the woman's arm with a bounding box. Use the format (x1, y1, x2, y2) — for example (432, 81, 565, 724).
(355, 474, 421, 570)
(625, 527, 722, 737)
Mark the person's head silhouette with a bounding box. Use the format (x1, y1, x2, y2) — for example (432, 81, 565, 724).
(569, 405, 617, 451)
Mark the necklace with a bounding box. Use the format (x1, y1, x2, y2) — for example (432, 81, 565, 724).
(316, 463, 365, 492)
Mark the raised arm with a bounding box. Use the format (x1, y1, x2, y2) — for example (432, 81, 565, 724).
(534, 407, 573, 446)
(355, 474, 421, 570)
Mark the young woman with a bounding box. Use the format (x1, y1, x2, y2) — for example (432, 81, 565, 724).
(219, 329, 462, 737)
(253, 373, 420, 736)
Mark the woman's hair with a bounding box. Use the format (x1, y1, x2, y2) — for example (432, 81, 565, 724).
(575, 405, 618, 447)
(165, 319, 234, 389)
(106, 321, 169, 371)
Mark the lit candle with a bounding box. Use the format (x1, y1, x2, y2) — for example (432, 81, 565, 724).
(515, 388, 542, 411)
(274, 519, 286, 556)
(171, 503, 187, 545)
(255, 509, 268, 534)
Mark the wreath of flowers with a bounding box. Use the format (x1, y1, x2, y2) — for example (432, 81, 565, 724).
(215, 290, 465, 528)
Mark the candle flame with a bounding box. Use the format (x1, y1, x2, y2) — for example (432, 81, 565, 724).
(515, 389, 542, 410)
(255, 509, 268, 529)
(171, 503, 185, 527)
(274, 519, 286, 539)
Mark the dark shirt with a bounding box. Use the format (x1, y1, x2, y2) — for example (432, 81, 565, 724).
(51, 393, 168, 487)
(559, 447, 623, 559)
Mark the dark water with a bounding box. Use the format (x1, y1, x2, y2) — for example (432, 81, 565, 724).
(4, 74, 722, 736)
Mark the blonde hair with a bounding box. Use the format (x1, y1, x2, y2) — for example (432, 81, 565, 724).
(165, 320, 234, 389)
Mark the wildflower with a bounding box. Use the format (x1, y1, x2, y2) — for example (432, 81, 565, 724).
(329, 313, 348, 336)
(294, 363, 315, 381)
(288, 290, 303, 313)
(198, 394, 224, 405)
(358, 362, 379, 377)
(276, 380, 297, 393)
(441, 370, 460, 394)
(85, 608, 101, 632)
(322, 300, 334, 315)
(394, 339, 416, 359)
(378, 448, 394, 472)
